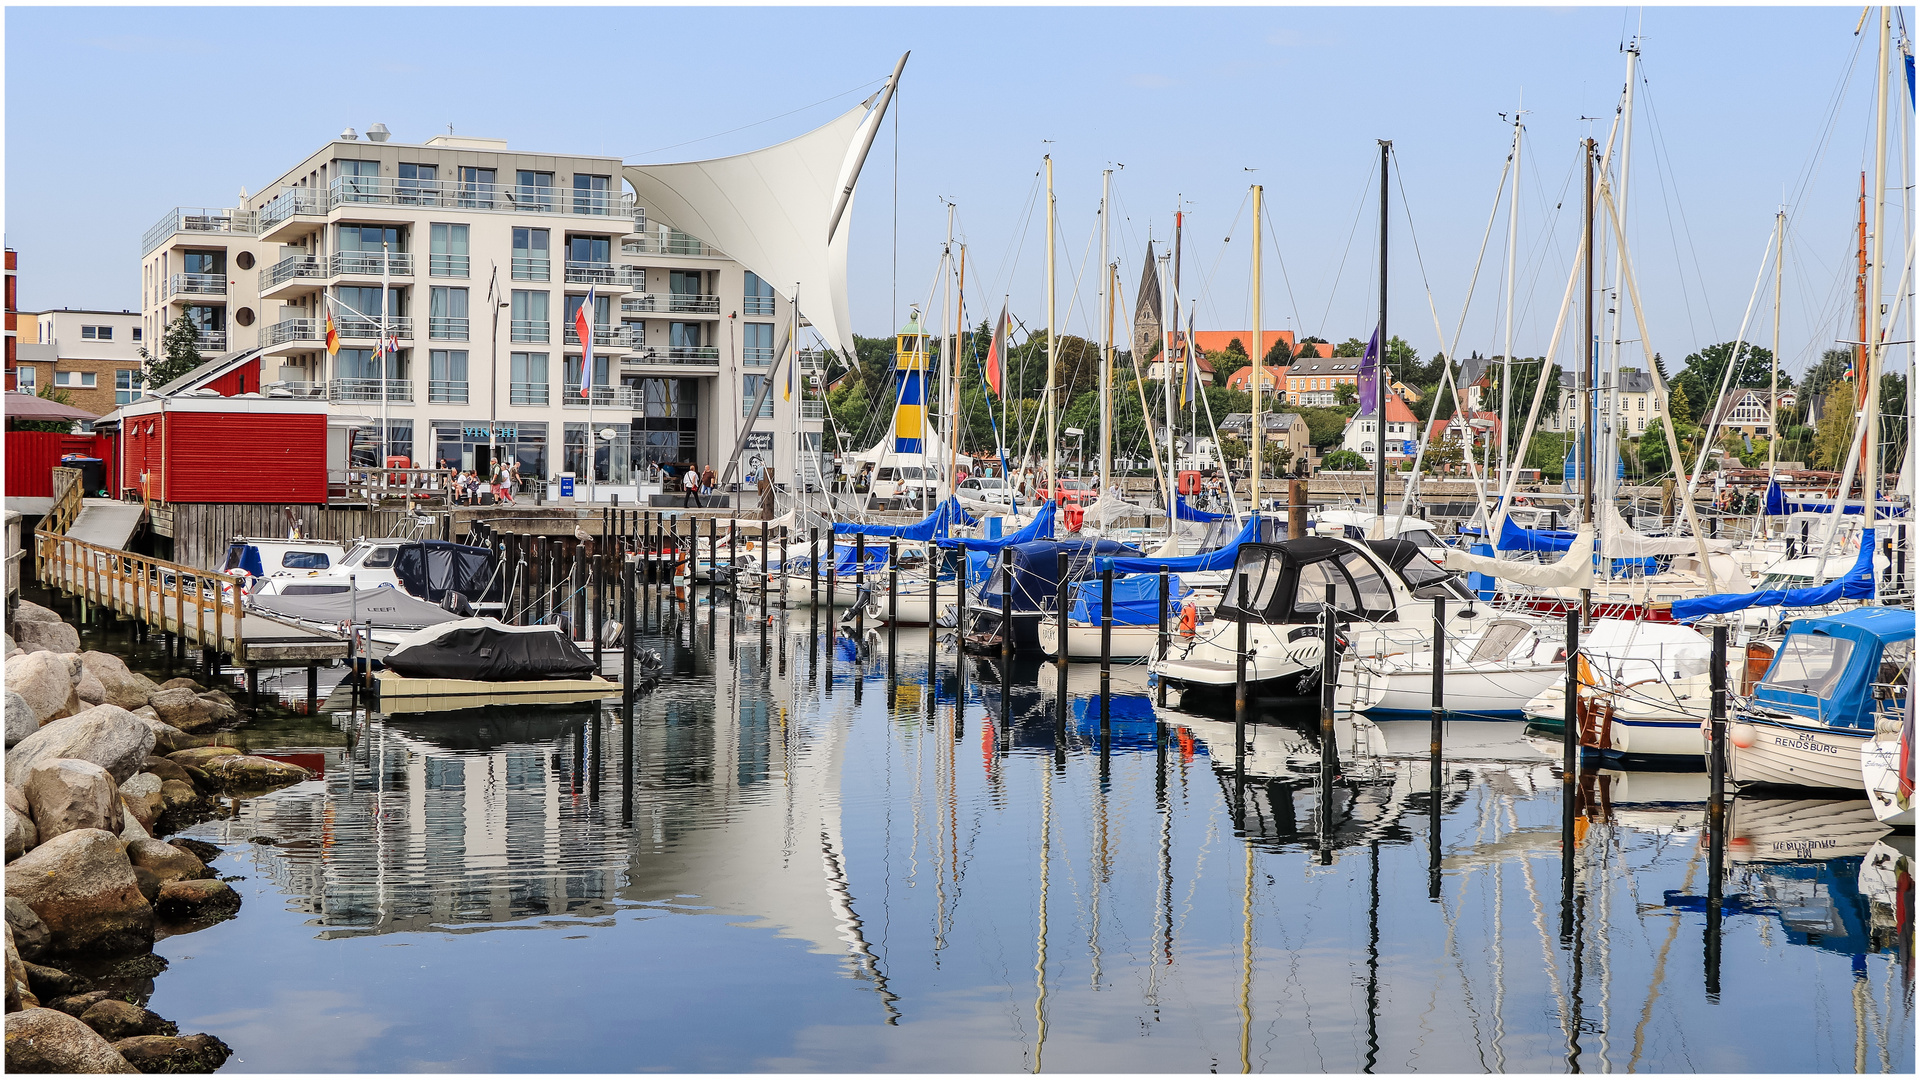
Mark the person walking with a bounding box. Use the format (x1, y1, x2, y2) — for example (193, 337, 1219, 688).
(683, 465, 700, 508)
(702, 465, 717, 507)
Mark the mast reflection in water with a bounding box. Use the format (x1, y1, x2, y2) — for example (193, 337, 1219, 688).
(149, 595, 1911, 1073)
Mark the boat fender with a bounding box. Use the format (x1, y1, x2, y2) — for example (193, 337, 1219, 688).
(1729, 722, 1757, 749)
(1179, 601, 1198, 637)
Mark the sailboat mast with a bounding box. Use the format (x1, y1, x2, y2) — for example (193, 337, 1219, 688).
(1581, 137, 1596, 624)
(943, 202, 956, 504)
(1375, 141, 1390, 528)
(1606, 43, 1639, 516)
(1170, 208, 1183, 478)
(1250, 184, 1264, 515)
(1865, 4, 1891, 588)
(1046, 155, 1058, 500)
(1100, 168, 1113, 495)
(1161, 249, 1175, 478)
(1767, 210, 1783, 481)
(955, 243, 966, 502)
(1500, 113, 1521, 497)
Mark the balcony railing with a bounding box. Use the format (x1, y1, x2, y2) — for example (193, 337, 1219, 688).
(261, 318, 319, 347)
(258, 189, 325, 230)
(797, 349, 829, 370)
(622, 345, 720, 367)
(428, 380, 469, 404)
(563, 262, 640, 288)
(263, 380, 327, 399)
(509, 382, 548, 406)
(563, 385, 619, 408)
(334, 316, 414, 340)
(623, 292, 721, 315)
(606, 325, 643, 349)
(331, 251, 413, 278)
(167, 273, 226, 297)
(564, 323, 615, 347)
(742, 346, 775, 366)
(571, 191, 619, 216)
(329, 378, 413, 404)
(511, 256, 550, 281)
(620, 229, 721, 258)
(261, 255, 325, 290)
(319, 175, 636, 218)
(800, 400, 826, 421)
(428, 317, 469, 340)
(743, 295, 776, 316)
(196, 330, 227, 352)
(144, 206, 259, 256)
(428, 254, 470, 278)
(510, 320, 549, 343)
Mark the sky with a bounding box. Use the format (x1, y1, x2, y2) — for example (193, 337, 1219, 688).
(5, 5, 1912, 383)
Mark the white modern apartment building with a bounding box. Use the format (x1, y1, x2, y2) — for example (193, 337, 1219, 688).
(140, 127, 827, 492)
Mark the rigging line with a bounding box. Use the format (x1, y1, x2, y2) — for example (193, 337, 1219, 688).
(1259, 199, 1307, 346)
(1318, 154, 1381, 338)
(1512, 139, 1578, 347)
(1784, 26, 1870, 216)
(1194, 192, 1251, 331)
(1635, 65, 1719, 343)
(622, 77, 885, 159)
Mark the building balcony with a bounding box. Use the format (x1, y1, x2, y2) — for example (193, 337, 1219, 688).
(260, 318, 321, 354)
(622, 292, 721, 316)
(335, 315, 413, 340)
(509, 382, 549, 406)
(143, 207, 259, 257)
(620, 345, 720, 372)
(800, 400, 826, 422)
(329, 378, 413, 404)
(563, 262, 640, 289)
(428, 380, 469, 405)
(196, 330, 227, 352)
(322, 175, 637, 219)
(563, 385, 620, 408)
(330, 251, 413, 280)
(569, 192, 622, 218)
(743, 295, 776, 316)
(797, 349, 829, 370)
(257, 189, 327, 243)
(605, 325, 643, 350)
(259, 255, 327, 299)
(428, 254, 470, 278)
(166, 273, 227, 298)
(510, 256, 551, 282)
(563, 323, 616, 348)
(620, 229, 724, 259)
(510, 320, 549, 344)
(742, 346, 774, 367)
(427, 317, 469, 341)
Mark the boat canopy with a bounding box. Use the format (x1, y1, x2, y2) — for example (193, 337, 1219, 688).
(976, 538, 1139, 613)
(832, 495, 976, 540)
(1068, 574, 1193, 625)
(1764, 478, 1908, 518)
(827, 543, 895, 577)
(253, 587, 463, 631)
(382, 618, 598, 681)
(393, 541, 501, 603)
(1173, 494, 1229, 522)
(1751, 605, 1913, 732)
(936, 499, 1056, 552)
(1498, 515, 1578, 553)
(1214, 538, 1400, 625)
(1671, 530, 1876, 623)
(1097, 514, 1266, 575)
(1364, 539, 1475, 601)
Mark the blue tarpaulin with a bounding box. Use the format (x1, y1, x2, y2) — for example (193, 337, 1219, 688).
(1068, 574, 1192, 625)
(1174, 494, 1228, 522)
(832, 496, 977, 541)
(1498, 515, 1579, 553)
(1097, 514, 1265, 575)
(828, 543, 893, 577)
(1671, 529, 1876, 622)
(937, 499, 1056, 553)
(1763, 478, 1906, 518)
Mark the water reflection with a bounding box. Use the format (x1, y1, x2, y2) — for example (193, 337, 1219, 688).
(151, 593, 1913, 1073)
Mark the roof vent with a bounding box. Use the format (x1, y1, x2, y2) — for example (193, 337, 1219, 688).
(366, 123, 391, 143)
(341, 127, 359, 141)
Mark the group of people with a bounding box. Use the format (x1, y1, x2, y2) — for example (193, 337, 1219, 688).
(680, 464, 718, 507)
(1714, 486, 1761, 516)
(440, 458, 518, 506)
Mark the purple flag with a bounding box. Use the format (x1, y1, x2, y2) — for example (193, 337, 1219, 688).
(1356, 328, 1381, 416)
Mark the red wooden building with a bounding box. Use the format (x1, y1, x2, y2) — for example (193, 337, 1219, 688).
(115, 396, 329, 503)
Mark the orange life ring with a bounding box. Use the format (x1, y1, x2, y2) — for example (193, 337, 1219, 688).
(1179, 601, 1198, 637)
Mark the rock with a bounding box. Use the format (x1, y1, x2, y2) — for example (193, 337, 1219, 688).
(117, 775, 163, 828)
(144, 689, 225, 735)
(75, 654, 155, 712)
(5, 691, 35, 749)
(137, 758, 189, 786)
(128, 869, 159, 904)
(117, 804, 150, 844)
(6, 706, 157, 787)
(5, 900, 49, 961)
(3, 652, 82, 726)
(45, 991, 112, 1018)
(193, 694, 238, 725)
(13, 618, 80, 655)
(4, 785, 25, 817)
(78, 1000, 175, 1041)
(22, 961, 90, 1000)
(200, 689, 236, 710)
(153, 880, 238, 921)
(4, 924, 24, 1014)
(154, 678, 202, 694)
(3, 829, 154, 955)
(202, 755, 310, 794)
(23, 760, 123, 841)
(157, 781, 198, 813)
(162, 747, 240, 770)
(167, 839, 220, 865)
(124, 841, 206, 886)
(113, 1032, 230, 1073)
(4, 1007, 139, 1072)
(11, 600, 62, 625)
(5, 803, 35, 861)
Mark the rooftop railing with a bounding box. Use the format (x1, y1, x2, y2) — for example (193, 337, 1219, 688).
(318, 175, 638, 218)
(142, 207, 259, 256)
(620, 228, 722, 258)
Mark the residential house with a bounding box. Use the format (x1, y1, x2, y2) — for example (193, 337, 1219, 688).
(1552, 367, 1663, 435)
(1224, 364, 1284, 393)
(1338, 393, 1419, 459)
(14, 309, 146, 419)
(1705, 386, 1792, 439)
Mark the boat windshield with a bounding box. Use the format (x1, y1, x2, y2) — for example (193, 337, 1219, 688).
(1765, 634, 1855, 698)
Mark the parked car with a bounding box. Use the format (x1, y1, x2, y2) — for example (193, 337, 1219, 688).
(1044, 477, 1099, 505)
(957, 476, 1015, 505)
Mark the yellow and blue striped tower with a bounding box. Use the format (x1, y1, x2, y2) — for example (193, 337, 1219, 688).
(893, 309, 929, 455)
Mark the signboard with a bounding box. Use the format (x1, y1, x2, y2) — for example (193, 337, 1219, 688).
(743, 431, 775, 451)
(559, 474, 575, 498)
(1401, 440, 1416, 456)
(463, 425, 518, 441)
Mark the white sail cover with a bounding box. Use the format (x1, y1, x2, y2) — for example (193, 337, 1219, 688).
(1443, 527, 1596, 589)
(1599, 504, 1731, 557)
(623, 94, 888, 360)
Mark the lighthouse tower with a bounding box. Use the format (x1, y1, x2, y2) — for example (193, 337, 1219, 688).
(850, 307, 952, 508)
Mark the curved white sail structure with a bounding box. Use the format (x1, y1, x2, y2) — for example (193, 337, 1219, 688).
(622, 54, 906, 361)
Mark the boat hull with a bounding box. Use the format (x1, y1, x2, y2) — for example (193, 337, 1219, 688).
(1728, 714, 1871, 791)
(1035, 616, 1163, 660)
(371, 669, 621, 714)
(1349, 659, 1560, 720)
(1862, 730, 1915, 828)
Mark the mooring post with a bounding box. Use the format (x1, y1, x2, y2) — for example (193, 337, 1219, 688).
(623, 555, 638, 703)
(826, 532, 838, 614)
(1706, 621, 1729, 992)
(1429, 595, 1447, 900)
(887, 539, 899, 641)
(1000, 547, 1014, 666)
(246, 665, 259, 716)
(1156, 567, 1170, 707)
(592, 539, 605, 670)
(306, 663, 318, 714)
(1099, 560, 1114, 698)
(780, 526, 789, 611)
(929, 544, 943, 651)
(1055, 551, 1071, 688)
(572, 541, 587, 640)
(854, 534, 867, 641)
(810, 527, 820, 607)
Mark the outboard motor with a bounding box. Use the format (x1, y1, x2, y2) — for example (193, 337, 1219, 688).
(440, 591, 474, 617)
(635, 647, 664, 686)
(602, 619, 625, 648)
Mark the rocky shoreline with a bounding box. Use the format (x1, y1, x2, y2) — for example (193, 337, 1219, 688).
(5, 600, 312, 1073)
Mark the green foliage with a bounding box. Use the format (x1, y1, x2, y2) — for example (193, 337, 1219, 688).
(1293, 341, 1322, 359)
(1335, 382, 1359, 406)
(1209, 348, 1250, 385)
(1482, 357, 1560, 459)
(1333, 337, 1367, 358)
(1320, 449, 1368, 471)
(1261, 338, 1291, 366)
(1423, 436, 1464, 472)
(1297, 406, 1354, 449)
(1638, 419, 1673, 477)
(1667, 382, 1694, 425)
(140, 316, 202, 388)
(1215, 435, 1248, 465)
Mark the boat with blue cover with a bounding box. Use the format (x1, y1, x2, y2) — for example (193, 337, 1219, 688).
(1728, 607, 1913, 790)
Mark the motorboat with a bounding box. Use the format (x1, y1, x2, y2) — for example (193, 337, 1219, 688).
(1862, 702, 1913, 828)
(372, 618, 618, 713)
(1347, 613, 1564, 720)
(1728, 607, 1913, 790)
(961, 538, 1140, 653)
(250, 586, 465, 659)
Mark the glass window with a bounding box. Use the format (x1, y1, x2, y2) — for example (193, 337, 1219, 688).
(429, 224, 468, 277)
(743, 322, 775, 364)
(516, 171, 554, 212)
(14, 366, 34, 392)
(512, 228, 550, 281)
(184, 304, 225, 332)
(563, 293, 611, 334)
(336, 159, 379, 201)
(115, 369, 143, 405)
(511, 290, 549, 342)
(398, 163, 436, 203)
(363, 546, 397, 569)
(669, 322, 702, 349)
(1338, 551, 1396, 614)
(282, 551, 332, 570)
(1767, 634, 1855, 697)
(743, 271, 776, 315)
(428, 287, 468, 339)
(566, 235, 610, 265)
(572, 174, 610, 215)
(743, 374, 773, 417)
(564, 353, 610, 390)
(510, 352, 549, 406)
(338, 224, 403, 252)
(55, 371, 98, 388)
(1295, 558, 1358, 617)
(457, 166, 496, 209)
(181, 251, 224, 276)
(669, 269, 702, 296)
(429, 349, 468, 404)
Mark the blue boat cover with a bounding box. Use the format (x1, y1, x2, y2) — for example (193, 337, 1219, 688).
(832, 496, 977, 541)
(1672, 530, 1876, 622)
(976, 538, 1140, 612)
(1749, 605, 1912, 732)
(1098, 514, 1267, 575)
(1763, 478, 1906, 518)
(936, 499, 1056, 552)
(1068, 574, 1193, 624)
(1174, 494, 1228, 522)
(828, 543, 893, 577)
(1498, 515, 1578, 553)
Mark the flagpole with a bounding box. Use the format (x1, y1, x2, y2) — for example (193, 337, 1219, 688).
(380, 240, 391, 470)
(488, 262, 500, 487)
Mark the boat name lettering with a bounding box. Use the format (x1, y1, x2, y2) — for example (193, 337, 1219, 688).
(1770, 734, 1838, 755)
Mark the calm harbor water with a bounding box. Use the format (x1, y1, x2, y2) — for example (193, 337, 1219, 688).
(66, 589, 1913, 1073)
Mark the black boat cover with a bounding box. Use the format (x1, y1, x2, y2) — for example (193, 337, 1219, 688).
(1214, 538, 1400, 624)
(382, 618, 597, 681)
(393, 542, 501, 604)
(253, 586, 464, 630)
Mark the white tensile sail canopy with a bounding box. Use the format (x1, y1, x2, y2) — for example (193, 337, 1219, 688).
(622, 55, 905, 361)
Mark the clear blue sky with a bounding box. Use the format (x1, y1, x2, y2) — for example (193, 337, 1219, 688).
(6, 6, 1910, 382)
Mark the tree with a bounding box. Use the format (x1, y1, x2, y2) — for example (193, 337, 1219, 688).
(1320, 449, 1368, 471)
(1810, 395, 1858, 469)
(1297, 407, 1353, 449)
(1482, 357, 1561, 460)
(1209, 339, 1250, 385)
(1215, 435, 1249, 467)
(1294, 341, 1322, 359)
(1333, 337, 1367, 358)
(1383, 336, 1419, 384)
(1675, 340, 1781, 414)
(1667, 381, 1694, 425)
(1335, 382, 1359, 406)
(140, 316, 203, 388)
(1423, 436, 1464, 473)
(1262, 338, 1292, 367)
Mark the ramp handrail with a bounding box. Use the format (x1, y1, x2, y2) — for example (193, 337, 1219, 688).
(45, 467, 84, 536)
(34, 525, 246, 659)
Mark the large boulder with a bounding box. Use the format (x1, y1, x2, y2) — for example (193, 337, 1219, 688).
(13, 618, 80, 655)
(3, 653, 82, 727)
(153, 879, 238, 922)
(4, 803, 35, 862)
(157, 781, 198, 813)
(143, 689, 226, 735)
(154, 677, 202, 694)
(21, 961, 89, 1000)
(117, 775, 164, 829)
(24, 760, 122, 841)
(162, 747, 240, 770)
(11, 600, 63, 626)
(75, 654, 156, 712)
(127, 714, 190, 755)
(4, 830, 153, 955)
(78, 1000, 175, 1042)
(4, 1007, 138, 1072)
(5, 900, 49, 963)
(4, 923, 25, 1014)
(4, 691, 35, 749)
(123, 840, 207, 886)
(112, 1033, 230, 1073)
(7, 707, 156, 787)
(201, 755, 311, 794)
